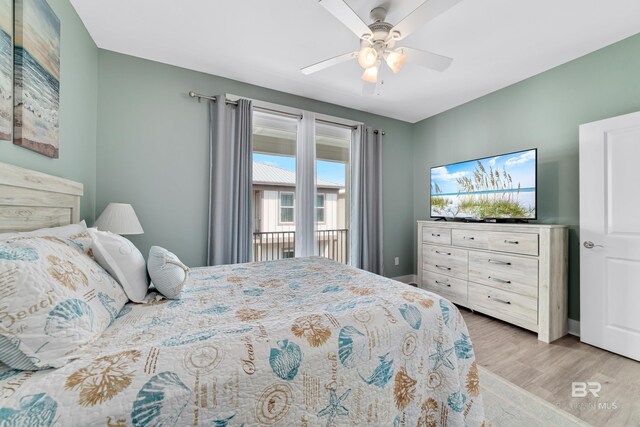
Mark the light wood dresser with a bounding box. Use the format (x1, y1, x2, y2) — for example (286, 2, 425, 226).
(417, 220, 568, 342)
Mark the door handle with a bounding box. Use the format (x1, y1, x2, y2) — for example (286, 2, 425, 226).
(583, 241, 604, 249)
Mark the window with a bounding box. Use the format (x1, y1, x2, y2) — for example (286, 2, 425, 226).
(280, 192, 294, 223)
(245, 98, 354, 263)
(316, 194, 325, 223)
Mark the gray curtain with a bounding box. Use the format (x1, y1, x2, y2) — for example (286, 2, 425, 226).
(350, 126, 384, 274)
(207, 98, 253, 265)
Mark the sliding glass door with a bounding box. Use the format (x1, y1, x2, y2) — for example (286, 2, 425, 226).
(251, 111, 297, 261)
(315, 122, 350, 264)
(251, 108, 352, 264)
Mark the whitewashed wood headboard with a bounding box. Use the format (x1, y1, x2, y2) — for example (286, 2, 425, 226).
(0, 161, 83, 232)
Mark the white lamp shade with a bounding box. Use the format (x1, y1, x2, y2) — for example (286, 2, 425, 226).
(95, 203, 144, 235)
(385, 49, 407, 74)
(361, 62, 379, 83)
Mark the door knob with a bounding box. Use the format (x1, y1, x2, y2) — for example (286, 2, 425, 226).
(583, 241, 604, 249)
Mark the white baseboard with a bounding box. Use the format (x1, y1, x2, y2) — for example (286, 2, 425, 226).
(392, 274, 418, 285)
(568, 319, 580, 337)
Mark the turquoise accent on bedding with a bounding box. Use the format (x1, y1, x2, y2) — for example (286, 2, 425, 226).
(269, 339, 302, 381)
(0, 393, 58, 427)
(44, 299, 94, 337)
(399, 303, 422, 330)
(0, 257, 485, 425)
(0, 243, 38, 261)
(131, 372, 190, 427)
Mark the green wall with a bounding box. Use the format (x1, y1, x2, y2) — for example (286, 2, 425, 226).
(412, 33, 640, 321)
(96, 50, 415, 276)
(0, 0, 98, 222)
(4, 0, 637, 319)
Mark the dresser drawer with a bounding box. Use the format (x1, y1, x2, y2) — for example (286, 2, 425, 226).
(468, 282, 538, 327)
(422, 226, 451, 245)
(468, 251, 538, 298)
(423, 244, 468, 280)
(488, 231, 539, 256)
(421, 270, 467, 305)
(452, 229, 489, 249)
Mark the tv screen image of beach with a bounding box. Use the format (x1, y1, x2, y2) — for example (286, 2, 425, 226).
(430, 149, 537, 220)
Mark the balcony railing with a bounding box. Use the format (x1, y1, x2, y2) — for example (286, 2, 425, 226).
(253, 229, 348, 264)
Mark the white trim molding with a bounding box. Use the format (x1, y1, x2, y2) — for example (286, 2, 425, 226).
(568, 319, 580, 337)
(392, 274, 418, 285)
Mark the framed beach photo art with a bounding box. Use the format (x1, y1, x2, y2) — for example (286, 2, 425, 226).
(0, 0, 12, 143)
(14, 0, 60, 158)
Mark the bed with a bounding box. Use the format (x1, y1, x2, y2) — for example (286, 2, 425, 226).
(0, 162, 484, 426)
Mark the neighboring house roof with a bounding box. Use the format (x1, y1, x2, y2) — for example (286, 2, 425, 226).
(253, 162, 343, 189)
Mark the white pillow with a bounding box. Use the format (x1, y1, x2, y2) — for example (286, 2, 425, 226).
(88, 229, 149, 303)
(147, 246, 189, 299)
(0, 235, 128, 369)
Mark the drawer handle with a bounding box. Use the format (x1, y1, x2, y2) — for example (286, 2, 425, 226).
(488, 295, 511, 305)
(488, 259, 512, 266)
(435, 265, 452, 271)
(504, 240, 519, 244)
(463, 236, 475, 240)
(488, 276, 511, 284)
(435, 250, 451, 256)
(432, 233, 441, 237)
(435, 280, 452, 287)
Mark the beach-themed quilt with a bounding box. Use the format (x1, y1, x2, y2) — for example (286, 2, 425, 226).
(0, 233, 127, 370)
(0, 257, 485, 426)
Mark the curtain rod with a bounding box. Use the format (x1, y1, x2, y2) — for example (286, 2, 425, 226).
(316, 118, 358, 131)
(189, 91, 384, 134)
(315, 118, 385, 135)
(189, 91, 302, 120)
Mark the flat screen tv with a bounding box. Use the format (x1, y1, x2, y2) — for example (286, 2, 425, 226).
(430, 148, 537, 220)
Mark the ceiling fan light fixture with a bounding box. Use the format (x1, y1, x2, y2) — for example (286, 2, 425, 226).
(361, 62, 379, 83)
(357, 46, 378, 68)
(385, 49, 407, 73)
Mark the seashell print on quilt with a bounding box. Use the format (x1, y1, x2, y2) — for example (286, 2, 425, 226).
(0, 257, 484, 425)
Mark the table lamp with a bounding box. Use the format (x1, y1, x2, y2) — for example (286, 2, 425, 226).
(94, 203, 144, 235)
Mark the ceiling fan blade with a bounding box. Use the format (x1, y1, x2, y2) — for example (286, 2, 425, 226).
(319, 0, 373, 40)
(301, 52, 357, 75)
(390, 0, 462, 40)
(402, 47, 453, 72)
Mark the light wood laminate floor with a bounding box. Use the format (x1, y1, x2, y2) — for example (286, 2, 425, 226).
(459, 308, 640, 427)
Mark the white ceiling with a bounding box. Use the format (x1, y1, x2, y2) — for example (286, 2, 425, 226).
(70, 0, 640, 123)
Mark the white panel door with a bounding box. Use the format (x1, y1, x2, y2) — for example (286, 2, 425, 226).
(580, 111, 640, 361)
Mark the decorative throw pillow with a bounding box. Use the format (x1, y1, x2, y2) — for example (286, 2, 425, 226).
(147, 246, 189, 299)
(88, 229, 149, 303)
(0, 221, 93, 256)
(0, 235, 128, 370)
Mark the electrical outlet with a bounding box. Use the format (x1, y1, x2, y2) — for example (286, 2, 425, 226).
(394, 257, 399, 266)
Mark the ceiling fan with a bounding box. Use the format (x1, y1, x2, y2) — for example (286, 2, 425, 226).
(301, 0, 462, 93)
